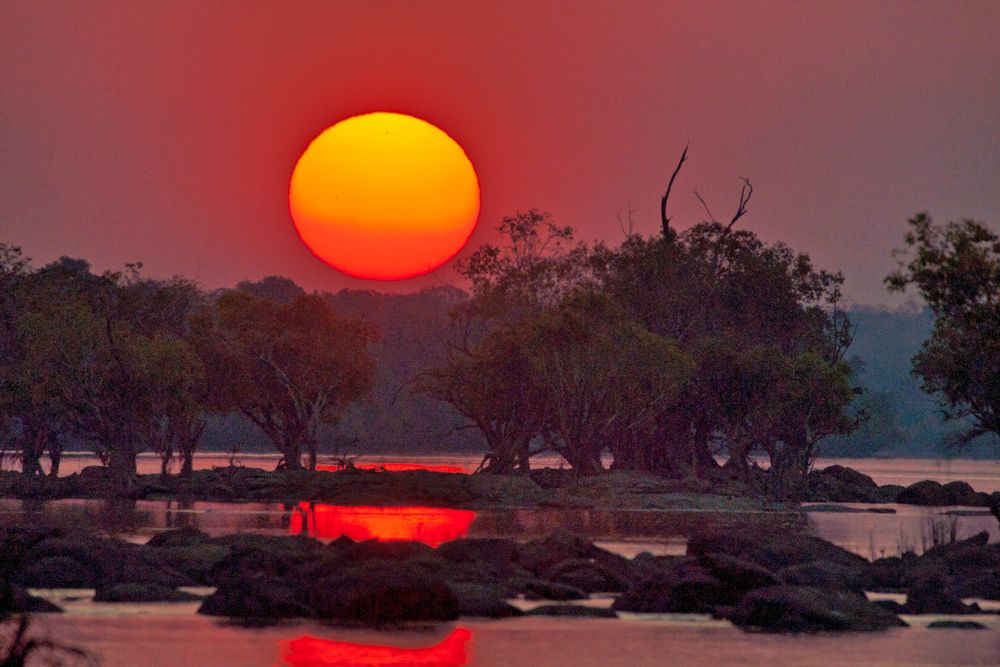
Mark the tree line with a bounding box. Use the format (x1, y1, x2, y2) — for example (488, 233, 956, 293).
(2, 168, 996, 496)
(0, 252, 377, 487)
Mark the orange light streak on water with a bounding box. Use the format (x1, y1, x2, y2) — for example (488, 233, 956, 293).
(280, 627, 471, 667)
(288, 503, 476, 546)
(315, 463, 465, 473)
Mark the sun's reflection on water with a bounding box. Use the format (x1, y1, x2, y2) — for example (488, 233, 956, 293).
(289, 503, 476, 547)
(280, 627, 471, 667)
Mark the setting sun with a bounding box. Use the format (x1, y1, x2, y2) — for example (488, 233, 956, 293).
(289, 112, 481, 280)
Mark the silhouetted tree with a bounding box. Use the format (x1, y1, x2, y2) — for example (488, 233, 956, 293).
(887, 213, 1000, 449)
(193, 290, 377, 470)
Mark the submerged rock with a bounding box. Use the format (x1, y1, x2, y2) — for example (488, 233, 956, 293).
(902, 574, 981, 614)
(927, 620, 988, 630)
(94, 583, 203, 603)
(198, 573, 313, 619)
(724, 585, 907, 632)
(526, 604, 616, 618)
(447, 583, 522, 618)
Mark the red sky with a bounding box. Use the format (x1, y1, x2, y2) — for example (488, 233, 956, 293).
(2, 0, 998, 305)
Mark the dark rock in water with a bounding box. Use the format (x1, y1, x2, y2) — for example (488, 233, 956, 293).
(699, 553, 779, 594)
(725, 585, 907, 632)
(907, 531, 1000, 600)
(902, 574, 981, 614)
(94, 583, 202, 603)
(438, 538, 518, 569)
(865, 507, 897, 514)
(518, 530, 598, 574)
(14, 556, 96, 589)
(927, 620, 988, 630)
(517, 578, 588, 601)
(145, 527, 210, 548)
(941, 481, 983, 507)
(950, 570, 1000, 601)
(11, 586, 62, 613)
(150, 544, 230, 585)
(199, 573, 313, 619)
(687, 528, 870, 576)
(526, 604, 616, 618)
(897, 480, 949, 506)
(343, 539, 434, 562)
(205, 536, 321, 586)
(22, 536, 194, 588)
(895, 480, 986, 506)
(780, 561, 867, 595)
(448, 583, 522, 618)
(807, 466, 883, 503)
(866, 557, 905, 592)
(612, 558, 731, 614)
(437, 538, 522, 584)
(304, 562, 459, 626)
(0, 526, 62, 573)
(872, 599, 905, 614)
(542, 558, 625, 593)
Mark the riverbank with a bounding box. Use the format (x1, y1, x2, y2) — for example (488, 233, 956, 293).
(2, 464, 998, 513)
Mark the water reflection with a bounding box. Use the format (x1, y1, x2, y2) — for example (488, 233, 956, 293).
(316, 463, 465, 473)
(280, 627, 471, 667)
(289, 503, 476, 546)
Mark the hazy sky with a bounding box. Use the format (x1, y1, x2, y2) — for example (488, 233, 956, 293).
(3, 0, 998, 305)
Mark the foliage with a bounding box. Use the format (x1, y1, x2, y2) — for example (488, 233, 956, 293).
(887, 213, 1000, 448)
(192, 289, 377, 470)
(422, 202, 856, 495)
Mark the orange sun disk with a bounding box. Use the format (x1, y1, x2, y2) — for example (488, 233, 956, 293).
(289, 112, 481, 280)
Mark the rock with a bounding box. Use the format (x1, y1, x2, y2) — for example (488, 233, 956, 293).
(897, 481, 951, 506)
(198, 573, 313, 619)
(517, 578, 588, 601)
(94, 583, 202, 603)
(526, 605, 617, 618)
(807, 466, 883, 503)
(150, 544, 230, 585)
(927, 620, 988, 630)
(873, 599, 905, 614)
(305, 562, 459, 626)
(11, 586, 62, 613)
(542, 558, 625, 593)
(902, 574, 981, 614)
(780, 561, 867, 595)
(725, 585, 907, 632)
(14, 556, 97, 588)
(941, 481, 982, 507)
(447, 583, 522, 618)
(438, 538, 518, 569)
(23, 536, 194, 588)
(342, 539, 435, 562)
(612, 558, 734, 614)
(687, 528, 870, 576)
(0, 526, 62, 573)
(865, 557, 905, 591)
(699, 553, 779, 594)
(146, 527, 211, 548)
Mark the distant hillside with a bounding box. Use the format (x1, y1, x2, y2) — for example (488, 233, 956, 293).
(818, 306, 997, 458)
(200, 290, 996, 459)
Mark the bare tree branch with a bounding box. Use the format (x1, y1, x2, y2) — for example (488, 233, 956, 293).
(660, 144, 689, 238)
(692, 189, 717, 223)
(726, 177, 753, 230)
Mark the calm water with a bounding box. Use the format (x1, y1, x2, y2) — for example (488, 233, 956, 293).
(23, 453, 1000, 494)
(4, 456, 999, 665)
(21, 612, 1000, 666)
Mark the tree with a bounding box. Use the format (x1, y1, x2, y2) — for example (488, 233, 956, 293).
(194, 290, 377, 470)
(887, 213, 1000, 448)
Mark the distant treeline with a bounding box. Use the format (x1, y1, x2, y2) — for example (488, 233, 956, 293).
(2, 204, 996, 493)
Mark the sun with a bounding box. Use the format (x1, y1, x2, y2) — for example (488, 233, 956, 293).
(289, 112, 481, 280)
